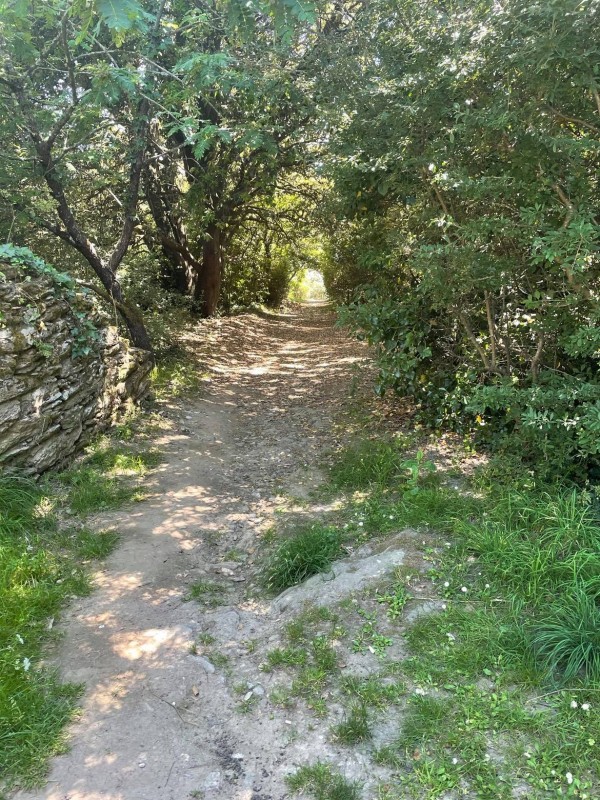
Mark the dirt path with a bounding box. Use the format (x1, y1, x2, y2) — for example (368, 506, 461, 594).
(16, 304, 377, 800)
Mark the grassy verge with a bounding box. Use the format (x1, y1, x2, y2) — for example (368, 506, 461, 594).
(0, 432, 159, 792)
(276, 435, 600, 799)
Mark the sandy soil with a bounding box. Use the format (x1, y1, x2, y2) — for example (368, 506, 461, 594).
(14, 304, 393, 800)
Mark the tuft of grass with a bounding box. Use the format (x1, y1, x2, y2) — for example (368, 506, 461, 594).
(286, 762, 361, 800)
(74, 528, 119, 560)
(184, 580, 226, 604)
(531, 585, 600, 683)
(263, 647, 308, 671)
(332, 703, 371, 744)
(83, 441, 162, 474)
(330, 438, 408, 490)
(264, 524, 342, 593)
(58, 466, 141, 514)
(151, 352, 201, 400)
(340, 674, 405, 708)
(455, 490, 600, 608)
(56, 437, 160, 515)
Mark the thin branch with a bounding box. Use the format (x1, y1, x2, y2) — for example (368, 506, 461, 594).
(547, 106, 600, 136)
(531, 332, 545, 382)
(484, 291, 498, 371)
(459, 310, 491, 372)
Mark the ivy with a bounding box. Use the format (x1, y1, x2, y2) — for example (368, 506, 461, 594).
(0, 244, 101, 358)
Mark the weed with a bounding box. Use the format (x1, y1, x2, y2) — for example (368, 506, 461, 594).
(263, 647, 308, 671)
(330, 438, 407, 490)
(184, 580, 226, 604)
(58, 465, 143, 514)
(332, 703, 371, 744)
(377, 583, 410, 619)
(312, 637, 338, 672)
(287, 762, 361, 800)
(74, 528, 119, 560)
(151, 352, 201, 400)
(352, 611, 392, 659)
(264, 524, 342, 593)
(340, 675, 405, 708)
(270, 686, 296, 708)
(208, 652, 229, 669)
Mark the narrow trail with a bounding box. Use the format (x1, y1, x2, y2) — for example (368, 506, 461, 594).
(16, 305, 376, 800)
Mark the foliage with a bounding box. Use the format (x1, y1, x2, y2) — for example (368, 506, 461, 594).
(0, 0, 332, 341)
(322, 0, 600, 480)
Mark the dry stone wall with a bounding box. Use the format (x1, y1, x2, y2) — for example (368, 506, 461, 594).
(0, 255, 153, 474)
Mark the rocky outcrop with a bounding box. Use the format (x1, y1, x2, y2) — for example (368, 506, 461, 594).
(0, 258, 153, 474)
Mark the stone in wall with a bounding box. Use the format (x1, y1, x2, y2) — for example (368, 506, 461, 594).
(0, 260, 153, 474)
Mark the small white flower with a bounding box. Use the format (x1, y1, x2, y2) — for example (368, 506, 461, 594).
(461, 586, 468, 593)
(566, 772, 574, 785)
(452, 757, 458, 765)
(22, 657, 31, 672)
(582, 703, 591, 711)
(441, 604, 447, 610)
(446, 632, 456, 641)
(358, 521, 364, 527)
(428, 162, 435, 172)
(485, 583, 490, 589)
(415, 687, 426, 695)
(444, 581, 450, 588)
(388, 515, 394, 520)
(524, 751, 531, 759)
(570, 700, 578, 709)
(16, 634, 24, 645)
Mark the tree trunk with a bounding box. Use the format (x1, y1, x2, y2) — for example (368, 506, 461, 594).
(194, 223, 222, 317)
(121, 306, 154, 352)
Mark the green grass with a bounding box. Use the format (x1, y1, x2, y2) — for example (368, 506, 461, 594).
(281, 436, 600, 797)
(263, 606, 342, 715)
(332, 703, 371, 744)
(0, 476, 88, 789)
(340, 674, 405, 708)
(151, 350, 202, 400)
(57, 438, 158, 514)
(263, 524, 342, 593)
(74, 528, 119, 560)
(184, 580, 226, 604)
(287, 762, 361, 800)
(330, 438, 406, 489)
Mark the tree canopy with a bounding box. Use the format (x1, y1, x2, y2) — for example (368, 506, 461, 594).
(2, 0, 599, 477)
